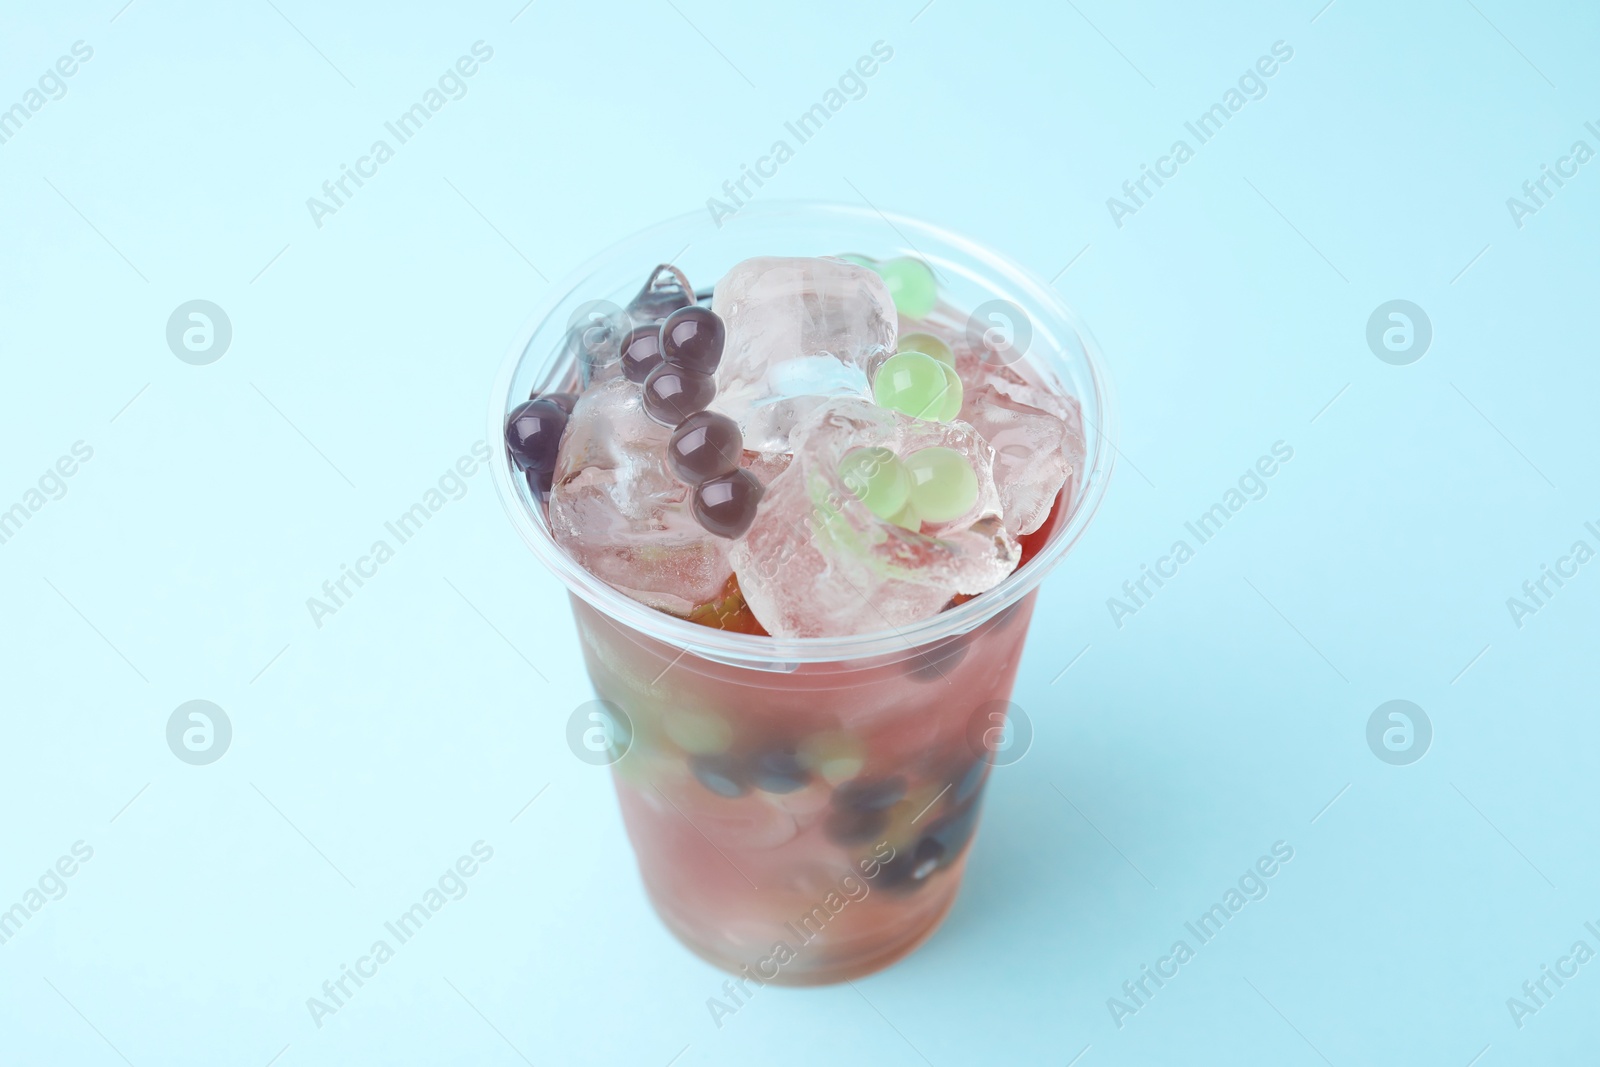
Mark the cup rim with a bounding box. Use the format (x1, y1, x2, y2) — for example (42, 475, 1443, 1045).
(488, 199, 1116, 666)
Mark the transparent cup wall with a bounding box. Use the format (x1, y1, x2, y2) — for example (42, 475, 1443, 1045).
(576, 581, 1038, 984)
(491, 202, 1113, 982)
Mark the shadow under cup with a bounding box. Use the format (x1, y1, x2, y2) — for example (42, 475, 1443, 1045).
(490, 202, 1113, 984)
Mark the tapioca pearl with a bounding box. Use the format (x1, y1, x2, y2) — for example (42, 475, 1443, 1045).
(526, 467, 553, 501)
(820, 754, 866, 783)
(877, 257, 938, 319)
(898, 332, 954, 368)
(887, 502, 922, 532)
(663, 709, 732, 754)
(689, 754, 747, 798)
(878, 835, 949, 893)
(832, 776, 907, 813)
(935, 363, 963, 422)
(668, 411, 743, 485)
(825, 807, 889, 845)
(797, 732, 865, 785)
(876, 793, 972, 883)
(620, 323, 667, 384)
(660, 305, 727, 377)
(693, 469, 764, 539)
(642, 364, 716, 425)
(749, 748, 811, 794)
(904, 446, 979, 522)
(874, 848, 915, 890)
(538, 391, 578, 413)
(873, 351, 948, 422)
(928, 796, 983, 858)
(504, 398, 569, 472)
(840, 447, 910, 522)
(769, 780, 833, 816)
(909, 837, 946, 881)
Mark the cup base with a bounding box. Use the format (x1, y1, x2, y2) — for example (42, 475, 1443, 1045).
(647, 856, 969, 987)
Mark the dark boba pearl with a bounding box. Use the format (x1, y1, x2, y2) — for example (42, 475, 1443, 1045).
(642, 364, 716, 426)
(661, 305, 726, 376)
(832, 777, 906, 813)
(825, 807, 889, 845)
(881, 803, 981, 893)
(504, 399, 568, 472)
(620, 325, 666, 384)
(749, 748, 810, 794)
(690, 754, 747, 798)
(668, 411, 742, 485)
(693, 469, 763, 539)
(910, 837, 947, 880)
(538, 392, 577, 414)
(526, 467, 553, 500)
(929, 796, 982, 856)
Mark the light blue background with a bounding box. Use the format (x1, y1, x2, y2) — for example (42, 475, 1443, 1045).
(2, 1, 1596, 1064)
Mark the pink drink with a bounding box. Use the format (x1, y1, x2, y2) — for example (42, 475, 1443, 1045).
(492, 203, 1112, 984)
(574, 524, 1058, 985)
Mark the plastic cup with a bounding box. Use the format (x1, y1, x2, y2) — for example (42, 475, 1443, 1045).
(490, 202, 1113, 984)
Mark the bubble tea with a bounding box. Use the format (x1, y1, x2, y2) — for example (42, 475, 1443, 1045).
(502, 251, 1095, 984)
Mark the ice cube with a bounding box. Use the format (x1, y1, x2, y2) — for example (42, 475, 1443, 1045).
(711, 257, 897, 453)
(548, 377, 733, 614)
(954, 341, 1085, 536)
(730, 397, 1020, 639)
